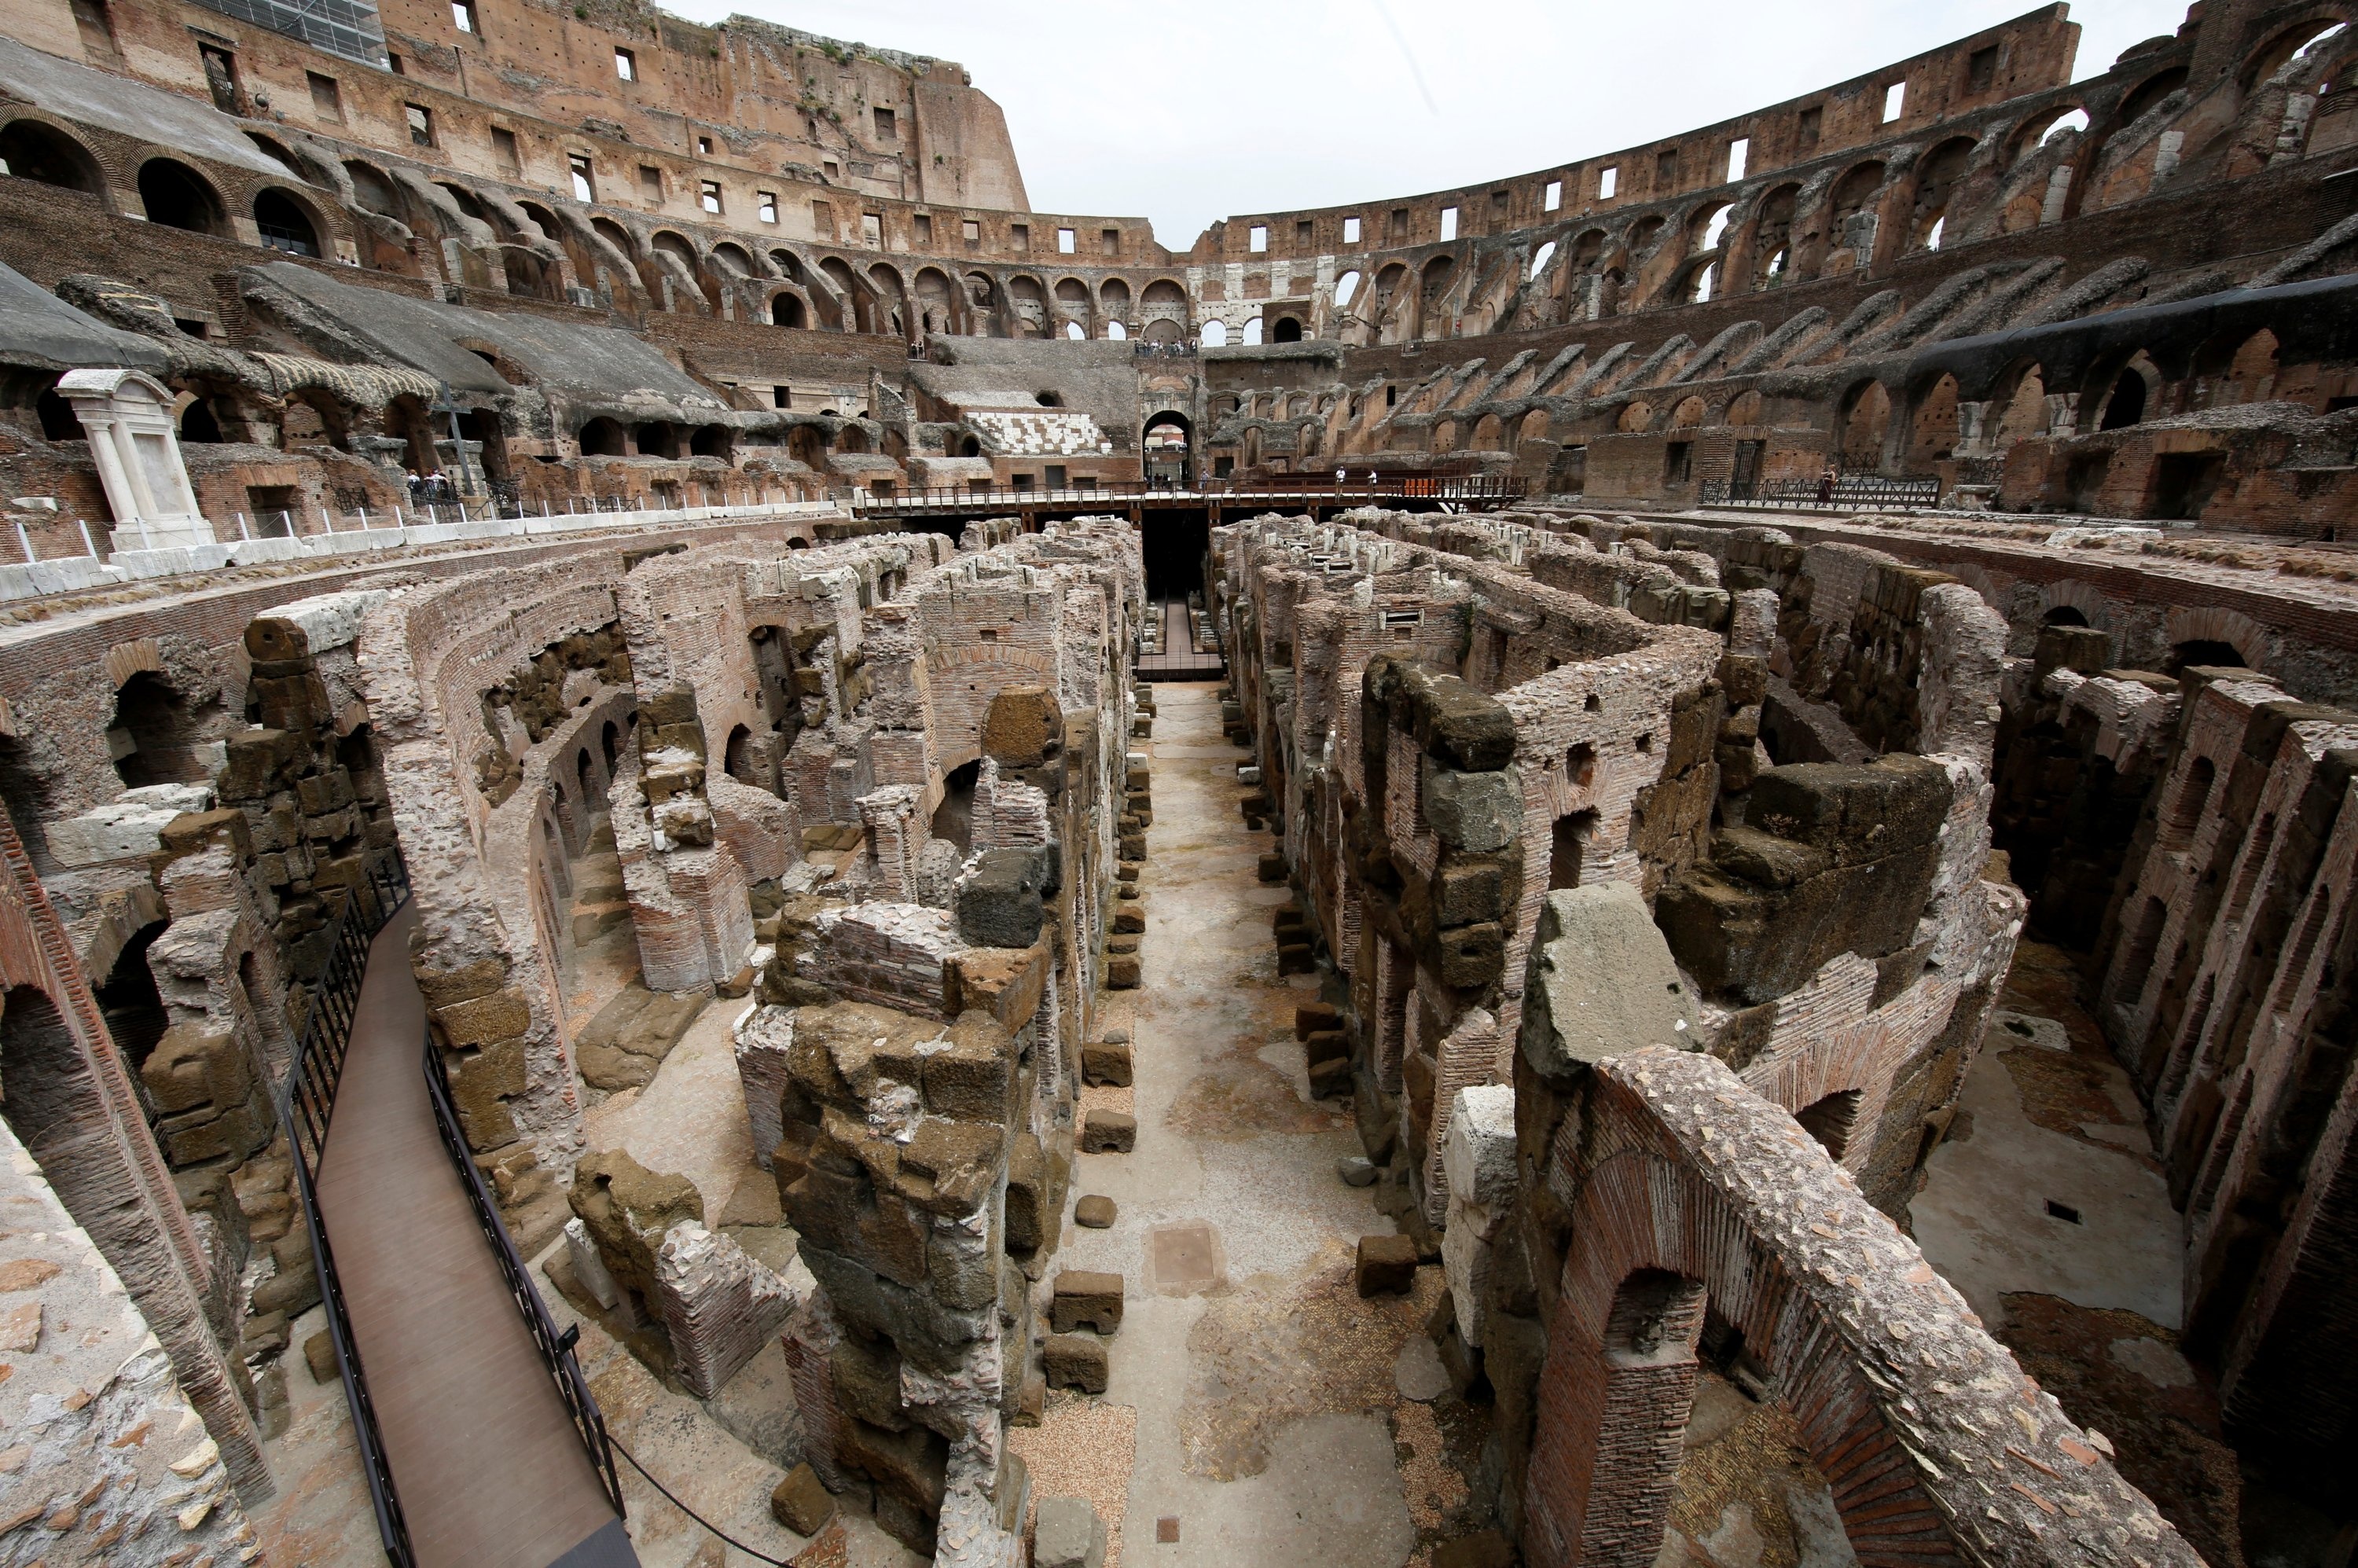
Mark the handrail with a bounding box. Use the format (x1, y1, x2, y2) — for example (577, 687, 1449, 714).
(1698, 475, 1944, 511)
(421, 1023, 628, 1522)
(847, 475, 1526, 514)
(274, 851, 417, 1567)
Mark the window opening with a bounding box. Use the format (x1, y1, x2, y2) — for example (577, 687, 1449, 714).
(1598, 166, 1618, 199)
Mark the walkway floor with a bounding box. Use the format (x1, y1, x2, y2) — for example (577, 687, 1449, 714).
(314, 902, 626, 1568)
(1016, 682, 1483, 1567)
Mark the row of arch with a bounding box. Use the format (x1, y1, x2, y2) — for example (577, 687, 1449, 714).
(0, 119, 332, 256)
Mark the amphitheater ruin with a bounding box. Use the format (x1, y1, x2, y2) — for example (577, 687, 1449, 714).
(0, 0, 2355, 1563)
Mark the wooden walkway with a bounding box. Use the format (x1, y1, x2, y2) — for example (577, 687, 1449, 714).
(317, 904, 630, 1568)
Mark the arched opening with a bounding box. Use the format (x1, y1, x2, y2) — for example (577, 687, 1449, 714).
(112, 671, 215, 788)
(0, 734, 56, 868)
(137, 159, 227, 237)
(2015, 108, 2090, 163)
(1838, 381, 1892, 471)
(1750, 185, 1799, 287)
(932, 758, 980, 854)
(578, 417, 626, 457)
(634, 421, 681, 459)
(95, 922, 171, 1081)
(517, 201, 564, 243)
(601, 721, 620, 773)
(1063, 321, 1085, 340)
(690, 424, 733, 461)
(1242, 316, 1265, 346)
(1549, 808, 1597, 890)
(724, 725, 757, 788)
(1827, 163, 1886, 267)
(1993, 365, 2048, 446)
(0, 120, 103, 196)
(1907, 374, 1962, 471)
(2041, 604, 2091, 626)
(1617, 401, 1653, 434)
(254, 190, 321, 258)
(1695, 203, 1735, 252)
(2116, 67, 2189, 129)
(1795, 1089, 1864, 1161)
(2097, 361, 2152, 430)
(2194, 328, 2279, 408)
(1334, 269, 1362, 308)
(178, 396, 222, 444)
(770, 292, 808, 329)
(345, 161, 399, 217)
(1687, 262, 1717, 303)
(2169, 641, 2250, 676)
(1143, 410, 1191, 487)
(2246, 21, 2349, 90)
(1907, 138, 1974, 252)
(1271, 316, 1303, 343)
(1200, 318, 1229, 347)
(2163, 755, 2217, 843)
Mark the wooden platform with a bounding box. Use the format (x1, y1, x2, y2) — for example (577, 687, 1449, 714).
(316, 904, 627, 1568)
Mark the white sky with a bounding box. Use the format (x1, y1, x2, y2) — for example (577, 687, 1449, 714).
(659, 0, 2196, 251)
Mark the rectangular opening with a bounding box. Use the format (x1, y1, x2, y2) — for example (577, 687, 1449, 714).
(1045, 464, 1068, 487)
(822, 159, 838, 180)
(1011, 222, 1029, 250)
(1797, 105, 1822, 151)
(1248, 223, 1268, 252)
(1385, 384, 1398, 406)
(406, 102, 435, 148)
(758, 190, 777, 224)
(1727, 137, 1749, 181)
(697, 134, 713, 156)
(811, 199, 832, 233)
(570, 153, 594, 202)
(307, 71, 343, 121)
(1598, 166, 1618, 199)
(389, 52, 403, 75)
(1213, 456, 1234, 479)
(696, 179, 722, 215)
(963, 218, 982, 245)
(968, 478, 991, 494)
(2045, 1199, 2082, 1224)
(174, 317, 209, 338)
(199, 45, 239, 113)
(862, 211, 883, 248)
(1655, 149, 1677, 189)
(1440, 205, 1458, 241)
(1101, 226, 1120, 256)
(2151, 451, 2228, 520)
(1665, 440, 1693, 484)
(913, 213, 932, 244)
(490, 126, 520, 177)
(1057, 226, 1077, 253)
(1343, 215, 1361, 244)
(873, 105, 896, 140)
(1389, 208, 1409, 240)
(637, 164, 663, 203)
(1296, 218, 1314, 247)
(450, 0, 476, 33)
(1013, 472, 1035, 491)
(615, 47, 636, 81)
(1544, 178, 1562, 211)
(772, 385, 792, 408)
(1967, 44, 1998, 93)
(246, 485, 299, 534)
(1882, 81, 1907, 121)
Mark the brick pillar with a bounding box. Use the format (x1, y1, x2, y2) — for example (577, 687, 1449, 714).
(1523, 1270, 1708, 1568)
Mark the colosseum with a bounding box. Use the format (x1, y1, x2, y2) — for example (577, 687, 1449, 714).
(0, 0, 2352, 1562)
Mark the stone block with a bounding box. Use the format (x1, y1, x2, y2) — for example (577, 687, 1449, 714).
(1035, 1495, 1108, 1568)
(1276, 942, 1314, 975)
(1050, 1270, 1125, 1335)
(1356, 1234, 1419, 1296)
(1302, 1030, 1348, 1067)
(1520, 884, 1699, 1078)
(303, 1330, 337, 1384)
(1080, 1111, 1136, 1153)
(981, 685, 1062, 766)
(1043, 1332, 1109, 1394)
(1442, 1084, 1518, 1212)
(1105, 955, 1141, 989)
(1295, 1001, 1341, 1038)
(1338, 1156, 1378, 1187)
(1074, 1195, 1116, 1228)
(1082, 1041, 1133, 1086)
(1257, 852, 1287, 882)
(955, 847, 1046, 949)
(47, 783, 215, 867)
(1111, 905, 1145, 935)
(1418, 762, 1519, 852)
(1308, 1058, 1353, 1099)
(771, 1462, 836, 1537)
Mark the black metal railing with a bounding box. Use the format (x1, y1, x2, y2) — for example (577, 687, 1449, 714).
(847, 474, 1526, 515)
(1699, 475, 1944, 511)
(274, 851, 416, 1567)
(422, 1025, 627, 1521)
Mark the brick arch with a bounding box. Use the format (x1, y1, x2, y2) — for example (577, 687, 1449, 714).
(2037, 578, 2118, 630)
(2165, 604, 2268, 670)
(1528, 1146, 1953, 1568)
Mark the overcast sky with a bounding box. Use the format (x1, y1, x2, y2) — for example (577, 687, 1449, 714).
(659, 0, 2196, 248)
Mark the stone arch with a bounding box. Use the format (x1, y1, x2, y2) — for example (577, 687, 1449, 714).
(1668, 395, 1706, 429)
(1904, 373, 1963, 471)
(913, 266, 954, 335)
(112, 670, 218, 788)
(2092, 351, 2161, 431)
(1989, 361, 2050, 446)
(2191, 327, 2279, 407)
(1471, 413, 1505, 450)
(1617, 401, 1653, 433)
(769, 288, 810, 329)
(254, 187, 325, 258)
(2242, 15, 2352, 90)
(2165, 605, 2268, 671)
(578, 416, 626, 457)
(1906, 137, 1975, 251)
(1748, 185, 1800, 287)
(1724, 388, 1764, 426)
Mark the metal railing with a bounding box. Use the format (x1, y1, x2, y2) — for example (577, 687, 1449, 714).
(421, 1024, 628, 1522)
(848, 474, 1526, 514)
(274, 851, 416, 1567)
(1699, 475, 1944, 511)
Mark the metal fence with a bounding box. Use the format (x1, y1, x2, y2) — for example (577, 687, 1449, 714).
(1698, 476, 1944, 511)
(274, 852, 417, 1566)
(422, 1026, 626, 1521)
